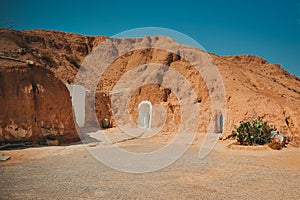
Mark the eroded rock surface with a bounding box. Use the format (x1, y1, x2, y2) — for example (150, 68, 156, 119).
(0, 29, 299, 144)
(0, 62, 79, 144)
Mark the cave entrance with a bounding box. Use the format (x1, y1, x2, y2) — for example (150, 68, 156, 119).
(138, 101, 152, 129)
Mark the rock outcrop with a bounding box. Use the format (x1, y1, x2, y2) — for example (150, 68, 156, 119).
(0, 29, 299, 145)
(0, 60, 79, 144)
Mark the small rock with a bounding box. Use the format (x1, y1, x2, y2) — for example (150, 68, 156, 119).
(46, 138, 59, 146)
(26, 60, 35, 66)
(16, 48, 26, 55)
(88, 142, 100, 147)
(268, 142, 284, 150)
(0, 152, 10, 161)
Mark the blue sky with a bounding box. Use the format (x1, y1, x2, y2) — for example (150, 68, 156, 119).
(1, 0, 299, 77)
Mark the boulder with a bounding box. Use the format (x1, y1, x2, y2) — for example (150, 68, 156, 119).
(0, 62, 79, 144)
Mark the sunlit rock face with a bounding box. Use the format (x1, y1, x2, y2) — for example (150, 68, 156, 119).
(0, 29, 299, 145)
(0, 63, 79, 144)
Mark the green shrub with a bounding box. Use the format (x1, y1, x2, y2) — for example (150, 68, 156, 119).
(231, 118, 276, 145)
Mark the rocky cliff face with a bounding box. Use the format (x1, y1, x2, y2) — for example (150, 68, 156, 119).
(0, 61, 79, 144)
(0, 29, 299, 144)
(0, 29, 107, 83)
(93, 47, 212, 133)
(212, 55, 300, 142)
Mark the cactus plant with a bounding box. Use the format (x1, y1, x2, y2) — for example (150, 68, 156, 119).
(231, 118, 276, 145)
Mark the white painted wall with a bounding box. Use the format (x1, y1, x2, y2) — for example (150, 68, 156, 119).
(66, 84, 86, 127)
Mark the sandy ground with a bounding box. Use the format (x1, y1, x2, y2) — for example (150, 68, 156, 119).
(1, 128, 300, 199)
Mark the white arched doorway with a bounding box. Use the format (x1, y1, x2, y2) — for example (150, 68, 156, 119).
(215, 113, 224, 134)
(138, 101, 152, 129)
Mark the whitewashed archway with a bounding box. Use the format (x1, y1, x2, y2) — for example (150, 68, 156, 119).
(138, 101, 152, 129)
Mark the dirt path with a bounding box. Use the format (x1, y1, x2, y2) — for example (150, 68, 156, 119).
(1, 129, 300, 199)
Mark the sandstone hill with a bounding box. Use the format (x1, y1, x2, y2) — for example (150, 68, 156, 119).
(0, 29, 299, 145)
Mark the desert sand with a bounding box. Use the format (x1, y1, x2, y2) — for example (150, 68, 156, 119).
(1, 128, 300, 199)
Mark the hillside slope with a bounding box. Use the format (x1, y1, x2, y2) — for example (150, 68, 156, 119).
(0, 29, 299, 144)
